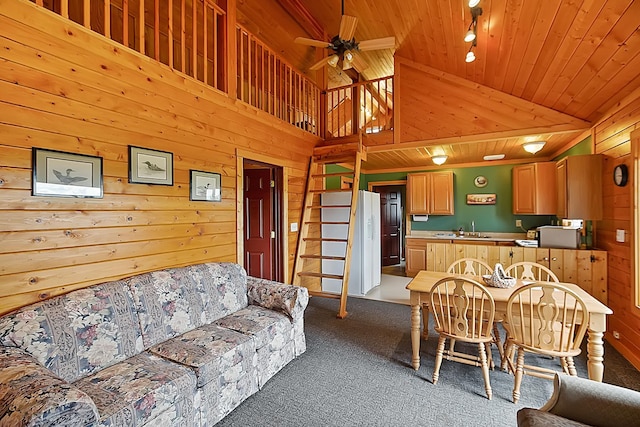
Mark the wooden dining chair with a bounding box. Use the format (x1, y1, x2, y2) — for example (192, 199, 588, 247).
(429, 276, 496, 400)
(443, 258, 503, 368)
(447, 258, 492, 276)
(505, 261, 559, 283)
(503, 282, 589, 403)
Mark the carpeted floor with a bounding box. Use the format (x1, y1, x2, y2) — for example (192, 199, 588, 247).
(217, 297, 640, 426)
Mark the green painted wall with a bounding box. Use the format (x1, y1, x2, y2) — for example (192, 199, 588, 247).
(324, 136, 592, 233)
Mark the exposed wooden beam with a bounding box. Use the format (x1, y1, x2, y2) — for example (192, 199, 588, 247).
(368, 125, 590, 153)
(276, 0, 325, 42)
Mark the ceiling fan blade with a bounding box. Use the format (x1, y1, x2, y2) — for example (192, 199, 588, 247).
(294, 37, 332, 48)
(309, 56, 335, 71)
(351, 52, 369, 72)
(339, 15, 358, 41)
(357, 36, 396, 51)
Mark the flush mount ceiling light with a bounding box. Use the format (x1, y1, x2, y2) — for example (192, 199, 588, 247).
(483, 154, 505, 161)
(431, 155, 448, 165)
(468, 0, 481, 7)
(522, 141, 546, 154)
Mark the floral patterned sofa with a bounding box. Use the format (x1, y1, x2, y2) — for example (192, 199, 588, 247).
(0, 262, 308, 427)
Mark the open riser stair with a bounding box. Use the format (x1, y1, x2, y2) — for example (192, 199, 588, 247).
(292, 137, 365, 318)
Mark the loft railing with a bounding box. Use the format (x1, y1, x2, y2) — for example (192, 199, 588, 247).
(236, 24, 321, 136)
(325, 76, 394, 138)
(30, 0, 321, 136)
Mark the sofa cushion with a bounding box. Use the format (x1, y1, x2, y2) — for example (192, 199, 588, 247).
(148, 323, 257, 388)
(128, 263, 249, 348)
(214, 305, 293, 350)
(0, 347, 99, 427)
(0, 281, 144, 383)
(74, 352, 197, 427)
(214, 305, 296, 388)
(517, 408, 592, 427)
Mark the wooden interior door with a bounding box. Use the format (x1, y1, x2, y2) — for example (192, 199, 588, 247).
(244, 167, 274, 279)
(377, 186, 404, 266)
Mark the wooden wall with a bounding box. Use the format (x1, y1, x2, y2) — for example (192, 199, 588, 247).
(593, 88, 640, 370)
(0, 1, 317, 315)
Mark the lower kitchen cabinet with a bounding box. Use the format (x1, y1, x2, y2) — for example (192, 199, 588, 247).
(404, 239, 607, 303)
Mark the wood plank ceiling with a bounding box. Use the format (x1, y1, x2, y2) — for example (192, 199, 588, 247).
(236, 0, 640, 170)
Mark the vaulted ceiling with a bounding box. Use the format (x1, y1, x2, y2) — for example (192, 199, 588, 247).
(235, 0, 640, 169)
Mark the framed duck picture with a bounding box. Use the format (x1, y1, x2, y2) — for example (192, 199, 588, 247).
(129, 145, 174, 185)
(32, 148, 103, 198)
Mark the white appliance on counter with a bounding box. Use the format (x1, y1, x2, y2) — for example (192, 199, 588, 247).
(321, 190, 381, 296)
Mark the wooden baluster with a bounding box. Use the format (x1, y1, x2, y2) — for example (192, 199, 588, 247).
(104, 0, 111, 38)
(139, 0, 145, 54)
(83, 0, 90, 28)
(123, 0, 128, 48)
(239, 28, 244, 101)
(192, 0, 197, 78)
(181, 0, 185, 73)
(203, 3, 208, 85)
(168, 0, 173, 68)
(154, 0, 159, 60)
(61, 0, 68, 18)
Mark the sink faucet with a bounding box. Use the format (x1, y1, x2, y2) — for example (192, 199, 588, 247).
(471, 221, 475, 234)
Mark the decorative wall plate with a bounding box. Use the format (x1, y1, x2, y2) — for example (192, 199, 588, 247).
(474, 175, 488, 188)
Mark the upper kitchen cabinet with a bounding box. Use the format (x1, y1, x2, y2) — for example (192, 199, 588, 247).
(512, 162, 557, 215)
(407, 171, 454, 215)
(556, 155, 603, 220)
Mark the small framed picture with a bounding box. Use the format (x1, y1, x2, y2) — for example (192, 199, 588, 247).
(129, 146, 173, 185)
(466, 193, 497, 205)
(190, 170, 221, 201)
(32, 148, 103, 198)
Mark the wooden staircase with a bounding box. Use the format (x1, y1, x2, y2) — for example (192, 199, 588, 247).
(292, 138, 365, 318)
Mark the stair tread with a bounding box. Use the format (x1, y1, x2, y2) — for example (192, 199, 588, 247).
(312, 172, 356, 178)
(304, 221, 350, 225)
(303, 237, 348, 242)
(308, 205, 351, 209)
(300, 255, 346, 260)
(298, 272, 344, 280)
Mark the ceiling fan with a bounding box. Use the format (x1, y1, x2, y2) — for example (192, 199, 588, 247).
(294, 0, 396, 73)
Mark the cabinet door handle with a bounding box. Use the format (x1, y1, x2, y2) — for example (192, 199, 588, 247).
(552, 257, 557, 261)
(543, 257, 549, 261)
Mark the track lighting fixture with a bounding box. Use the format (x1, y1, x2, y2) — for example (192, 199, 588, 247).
(464, 3, 482, 63)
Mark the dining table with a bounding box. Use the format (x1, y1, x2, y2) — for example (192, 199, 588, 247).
(406, 270, 613, 382)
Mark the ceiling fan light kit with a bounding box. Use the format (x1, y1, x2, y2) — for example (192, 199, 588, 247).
(522, 141, 546, 154)
(294, 0, 396, 74)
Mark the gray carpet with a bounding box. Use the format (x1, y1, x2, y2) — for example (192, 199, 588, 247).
(217, 297, 640, 426)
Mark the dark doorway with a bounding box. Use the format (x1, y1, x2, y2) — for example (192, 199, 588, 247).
(243, 160, 283, 281)
(375, 185, 405, 267)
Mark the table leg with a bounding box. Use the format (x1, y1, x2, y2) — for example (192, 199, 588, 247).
(411, 303, 421, 370)
(587, 329, 605, 382)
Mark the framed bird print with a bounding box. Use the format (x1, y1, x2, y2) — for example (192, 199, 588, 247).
(128, 146, 173, 185)
(190, 170, 221, 202)
(32, 148, 103, 198)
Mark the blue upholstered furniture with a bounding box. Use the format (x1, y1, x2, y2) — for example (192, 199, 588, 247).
(517, 373, 640, 427)
(0, 263, 308, 426)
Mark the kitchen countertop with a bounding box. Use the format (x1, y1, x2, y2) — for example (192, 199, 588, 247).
(407, 231, 527, 243)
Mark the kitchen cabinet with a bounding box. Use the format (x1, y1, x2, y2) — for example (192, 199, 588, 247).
(556, 155, 603, 220)
(407, 171, 454, 215)
(404, 239, 607, 303)
(512, 162, 556, 215)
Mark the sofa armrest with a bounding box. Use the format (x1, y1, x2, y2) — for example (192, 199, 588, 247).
(246, 276, 309, 320)
(0, 347, 99, 427)
(539, 373, 640, 427)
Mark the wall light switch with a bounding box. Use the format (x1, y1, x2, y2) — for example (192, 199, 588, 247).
(616, 229, 625, 243)
(290, 222, 298, 232)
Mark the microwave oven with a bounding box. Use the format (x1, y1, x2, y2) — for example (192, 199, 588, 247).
(537, 226, 581, 249)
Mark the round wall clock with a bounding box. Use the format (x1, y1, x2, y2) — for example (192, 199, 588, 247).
(613, 164, 628, 187)
(474, 175, 488, 188)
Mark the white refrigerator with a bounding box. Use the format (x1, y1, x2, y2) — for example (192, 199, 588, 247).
(321, 190, 381, 296)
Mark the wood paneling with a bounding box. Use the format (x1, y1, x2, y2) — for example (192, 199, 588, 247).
(0, 1, 316, 315)
(593, 90, 640, 370)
